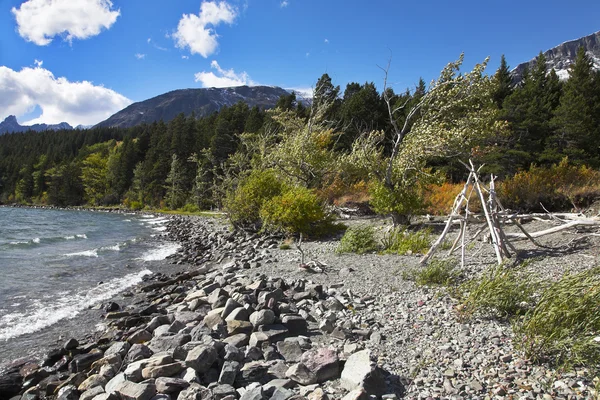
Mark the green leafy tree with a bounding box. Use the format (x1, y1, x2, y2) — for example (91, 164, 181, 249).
(347, 54, 507, 225)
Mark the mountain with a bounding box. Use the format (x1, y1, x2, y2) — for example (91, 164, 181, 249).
(0, 115, 73, 135)
(511, 31, 600, 83)
(95, 85, 291, 129)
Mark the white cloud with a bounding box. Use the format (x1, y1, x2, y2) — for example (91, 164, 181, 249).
(305, 52, 310, 57)
(11, 0, 120, 46)
(324, 38, 329, 44)
(182, 55, 189, 60)
(0, 64, 131, 126)
(194, 60, 256, 88)
(280, 1, 289, 8)
(34, 59, 43, 67)
(173, 1, 237, 58)
(135, 53, 146, 60)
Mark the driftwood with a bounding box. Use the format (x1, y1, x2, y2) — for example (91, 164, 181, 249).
(421, 160, 600, 266)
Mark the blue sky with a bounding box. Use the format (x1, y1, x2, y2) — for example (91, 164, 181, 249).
(0, 0, 599, 126)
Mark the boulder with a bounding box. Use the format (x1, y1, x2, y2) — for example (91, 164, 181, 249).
(115, 381, 157, 400)
(340, 350, 386, 396)
(155, 377, 190, 394)
(185, 345, 217, 373)
(301, 348, 339, 383)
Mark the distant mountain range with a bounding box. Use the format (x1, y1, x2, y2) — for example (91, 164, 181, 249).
(95, 85, 291, 129)
(0, 115, 75, 135)
(511, 30, 600, 83)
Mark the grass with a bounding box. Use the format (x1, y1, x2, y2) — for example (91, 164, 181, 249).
(514, 266, 600, 370)
(456, 264, 537, 320)
(382, 227, 432, 255)
(336, 225, 379, 254)
(279, 237, 294, 250)
(402, 259, 460, 287)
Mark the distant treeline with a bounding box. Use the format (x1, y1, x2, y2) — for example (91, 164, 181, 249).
(0, 48, 599, 209)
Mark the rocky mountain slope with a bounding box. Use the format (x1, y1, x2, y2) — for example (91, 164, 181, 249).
(0, 115, 73, 135)
(95, 86, 291, 129)
(511, 30, 600, 83)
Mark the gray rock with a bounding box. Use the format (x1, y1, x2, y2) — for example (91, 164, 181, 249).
(155, 377, 190, 394)
(129, 329, 153, 344)
(149, 334, 191, 353)
(105, 341, 131, 358)
(239, 386, 265, 400)
(142, 363, 184, 379)
(57, 385, 79, 400)
(301, 348, 339, 383)
(176, 384, 212, 400)
(115, 381, 157, 400)
(270, 387, 295, 400)
(147, 316, 171, 333)
(80, 385, 105, 400)
(262, 379, 293, 396)
(280, 315, 307, 335)
(105, 373, 126, 395)
(340, 350, 386, 396)
(70, 352, 104, 373)
(285, 363, 316, 385)
(185, 345, 217, 373)
(222, 333, 249, 348)
(225, 307, 249, 322)
(218, 361, 240, 385)
(211, 384, 236, 399)
(179, 368, 200, 384)
(276, 341, 303, 363)
(125, 344, 153, 363)
(226, 320, 253, 335)
(221, 299, 242, 319)
(249, 310, 275, 327)
(78, 374, 107, 391)
(64, 338, 79, 350)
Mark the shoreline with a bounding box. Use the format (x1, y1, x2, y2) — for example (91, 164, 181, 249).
(1, 213, 599, 399)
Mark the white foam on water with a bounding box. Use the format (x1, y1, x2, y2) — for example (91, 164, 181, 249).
(9, 241, 29, 245)
(0, 269, 152, 341)
(141, 215, 156, 219)
(102, 243, 122, 252)
(137, 242, 181, 261)
(153, 226, 167, 232)
(32, 238, 40, 244)
(76, 234, 87, 239)
(123, 219, 131, 222)
(65, 249, 99, 258)
(145, 218, 168, 225)
(64, 235, 76, 240)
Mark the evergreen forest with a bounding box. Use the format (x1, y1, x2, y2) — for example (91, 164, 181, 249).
(1, 48, 600, 231)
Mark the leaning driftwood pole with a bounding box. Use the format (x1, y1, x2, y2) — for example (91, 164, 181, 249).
(471, 166, 504, 264)
(420, 171, 473, 265)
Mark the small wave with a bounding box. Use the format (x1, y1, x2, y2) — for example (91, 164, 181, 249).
(145, 218, 168, 225)
(137, 242, 181, 261)
(8, 241, 29, 246)
(140, 215, 155, 219)
(76, 234, 87, 239)
(65, 249, 98, 258)
(102, 243, 121, 252)
(0, 269, 152, 341)
(153, 226, 167, 232)
(64, 235, 75, 240)
(32, 238, 40, 244)
(123, 219, 131, 222)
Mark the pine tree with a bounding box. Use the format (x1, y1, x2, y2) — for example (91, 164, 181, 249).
(492, 54, 513, 108)
(550, 46, 600, 165)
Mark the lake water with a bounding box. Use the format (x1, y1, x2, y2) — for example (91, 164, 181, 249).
(0, 207, 181, 364)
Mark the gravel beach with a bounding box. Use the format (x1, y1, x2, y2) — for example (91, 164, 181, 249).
(2, 212, 599, 400)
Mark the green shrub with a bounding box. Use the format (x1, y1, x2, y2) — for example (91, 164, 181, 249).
(514, 266, 600, 369)
(336, 225, 379, 254)
(260, 186, 339, 237)
(368, 179, 426, 225)
(224, 169, 286, 229)
(403, 259, 459, 286)
(128, 200, 144, 210)
(458, 265, 537, 320)
(179, 203, 200, 213)
(382, 227, 431, 255)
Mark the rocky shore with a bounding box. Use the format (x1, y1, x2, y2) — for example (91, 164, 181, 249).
(1, 214, 599, 400)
